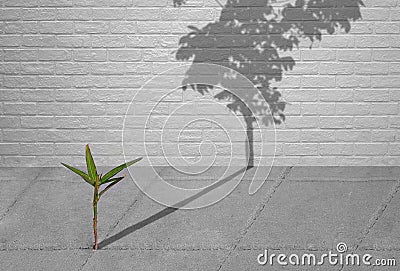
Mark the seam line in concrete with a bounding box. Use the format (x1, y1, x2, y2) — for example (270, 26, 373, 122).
(354, 180, 400, 251)
(216, 166, 294, 271)
(0, 169, 43, 222)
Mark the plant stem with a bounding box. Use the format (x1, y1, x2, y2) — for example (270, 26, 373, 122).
(93, 177, 99, 250)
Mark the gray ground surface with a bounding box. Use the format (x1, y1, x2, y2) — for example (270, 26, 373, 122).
(0, 166, 399, 271)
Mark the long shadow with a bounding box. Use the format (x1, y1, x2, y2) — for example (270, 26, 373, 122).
(175, 0, 363, 166)
(98, 166, 250, 249)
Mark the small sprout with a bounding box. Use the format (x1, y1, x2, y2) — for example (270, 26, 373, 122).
(62, 144, 142, 250)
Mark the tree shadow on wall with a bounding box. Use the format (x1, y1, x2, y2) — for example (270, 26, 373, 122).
(174, 0, 363, 166)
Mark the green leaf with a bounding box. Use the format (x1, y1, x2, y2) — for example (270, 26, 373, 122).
(99, 177, 125, 198)
(100, 157, 142, 184)
(85, 144, 97, 182)
(61, 163, 94, 186)
(101, 176, 124, 185)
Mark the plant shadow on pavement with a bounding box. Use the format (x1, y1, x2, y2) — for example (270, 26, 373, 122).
(99, 0, 363, 249)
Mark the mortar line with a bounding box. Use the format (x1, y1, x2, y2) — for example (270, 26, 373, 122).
(0, 168, 43, 222)
(217, 166, 294, 271)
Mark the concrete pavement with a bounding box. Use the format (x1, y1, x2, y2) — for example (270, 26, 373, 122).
(0, 166, 399, 270)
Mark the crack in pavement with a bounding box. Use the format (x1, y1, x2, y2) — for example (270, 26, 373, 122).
(338, 179, 400, 271)
(0, 169, 42, 222)
(216, 166, 294, 271)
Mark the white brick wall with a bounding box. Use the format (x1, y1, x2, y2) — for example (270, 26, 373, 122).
(0, 0, 400, 167)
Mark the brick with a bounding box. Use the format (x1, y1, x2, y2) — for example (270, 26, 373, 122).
(38, 50, 71, 61)
(37, 103, 72, 115)
(336, 103, 370, 115)
(55, 89, 89, 102)
(92, 35, 125, 48)
(0, 116, 20, 128)
(21, 116, 53, 128)
(320, 35, 355, 48)
(0, 35, 22, 47)
(20, 143, 54, 155)
(375, 23, 400, 34)
(361, 8, 390, 21)
(91, 63, 125, 75)
(56, 8, 91, 20)
(371, 76, 400, 88)
(354, 116, 388, 129)
(391, 36, 400, 47)
(73, 50, 107, 61)
(320, 143, 354, 155)
(109, 22, 137, 33)
(319, 89, 353, 102)
(284, 116, 319, 129)
(0, 63, 20, 74)
(92, 8, 125, 20)
(4, 50, 38, 61)
(108, 49, 142, 61)
(336, 130, 371, 142)
(354, 89, 389, 102)
(143, 49, 170, 62)
(373, 50, 400, 61)
(0, 143, 20, 155)
(3, 22, 38, 34)
(39, 22, 74, 34)
(20, 89, 54, 102)
(127, 8, 160, 20)
(284, 143, 318, 156)
(72, 76, 108, 88)
(388, 144, 400, 155)
(21, 8, 57, 21)
(372, 130, 396, 142)
(319, 63, 354, 75)
(389, 116, 400, 128)
(88, 116, 123, 129)
(0, 89, 20, 101)
(337, 76, 370, 88)
(75, 22, 109, 34)
(301, 102, 335, 116)
(391, 9, 400, 20)
(39, 0, 72, 6)
(74, 0, 132, 7)
(370, 103, 398, 115)
(55, 63, 89, 75)
(56, 35, 91, 48)
(54, 116, 88, 129)
(300, 130, 335, 142)
(337, 50, 371, 62)
(302, 76, 335, 88)
(354, 63, 389, 75)
(353, 143, 388, 155)
(21, 63, 54, 75)
(71, 103, 106, 115)
(320, 116, 353, 129)
(2, 129, 37, 142)
(4, 0, 38, 7)
(37, 76, 72, 88)
(0, 9, 21, 20)
(355, 36, 390, 48)
(22, 35, 56, 47)
(3, 76, 38, 88)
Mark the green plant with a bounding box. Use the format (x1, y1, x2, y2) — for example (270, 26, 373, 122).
(62, 144, 142, 250)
